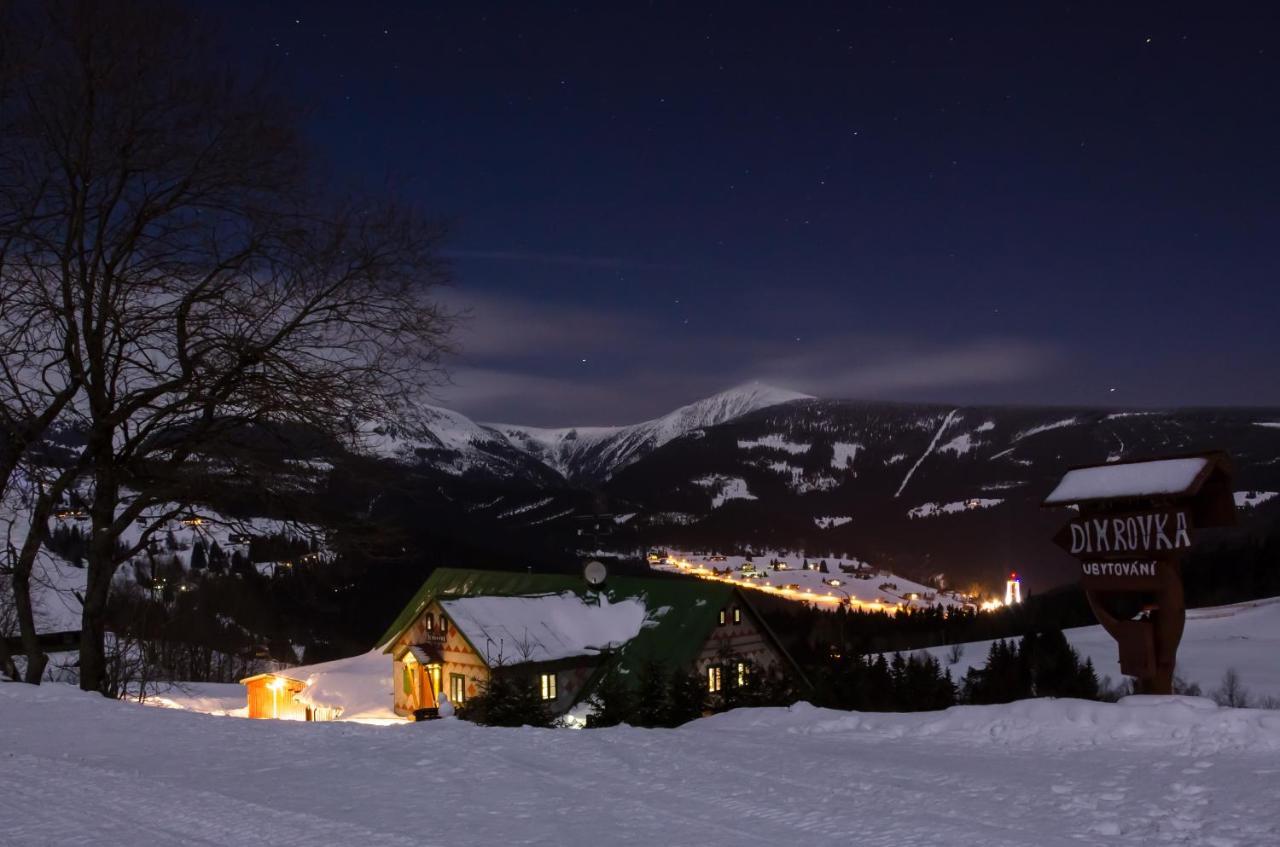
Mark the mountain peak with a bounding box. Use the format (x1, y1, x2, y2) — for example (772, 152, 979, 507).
(705, 381, 815, 405)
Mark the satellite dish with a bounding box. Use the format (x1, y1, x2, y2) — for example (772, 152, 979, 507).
(583, 560, 608, 587)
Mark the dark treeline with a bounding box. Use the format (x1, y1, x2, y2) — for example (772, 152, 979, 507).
(461, 658, 799, 729)
(1181, 517, 1280, 607)
(460, 627, 1104, 728)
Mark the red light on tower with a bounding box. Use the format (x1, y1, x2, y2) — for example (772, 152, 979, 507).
(1005, 572, 1023, 605)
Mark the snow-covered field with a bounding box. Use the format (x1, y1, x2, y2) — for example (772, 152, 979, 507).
(3, 682, 1280, 846)
(909, 596, 1280, 702)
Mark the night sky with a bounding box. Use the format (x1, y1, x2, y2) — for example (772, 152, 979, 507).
(214, 2, 1279, 425)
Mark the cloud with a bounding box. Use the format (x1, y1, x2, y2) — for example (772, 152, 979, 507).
(436, 289, 657, 358)
(431, 291, 1061, 425)
(754, 337, 1057, 398)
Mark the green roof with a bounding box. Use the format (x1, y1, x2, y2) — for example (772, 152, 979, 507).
(376, 567, 800, 683)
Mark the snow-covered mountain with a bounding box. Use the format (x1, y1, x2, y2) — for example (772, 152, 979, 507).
(359, 403, 562, 484)
(364, 382, 813, 484)
(489, 382, 813, 482)
(602, 400, 1280, 587)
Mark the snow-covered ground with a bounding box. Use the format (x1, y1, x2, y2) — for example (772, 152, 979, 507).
(907, 497, 1003, 518)
(3, 682, 1280, 846)
(651, 550, 967, 611)
(908, 596, 1280, 702)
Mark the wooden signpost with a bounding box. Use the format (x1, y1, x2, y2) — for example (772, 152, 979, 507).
(1042, 452, 1236, 694)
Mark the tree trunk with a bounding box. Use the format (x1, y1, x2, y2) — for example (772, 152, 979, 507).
(80, 468, 120, 695)
(8, 478, 80, 685)
(0, 634, 19, 681)
(12, 558, 48, 683)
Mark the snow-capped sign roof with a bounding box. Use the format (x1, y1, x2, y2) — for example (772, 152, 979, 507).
(1043, 456, 1216, 506)
(440, 592, 650, 665)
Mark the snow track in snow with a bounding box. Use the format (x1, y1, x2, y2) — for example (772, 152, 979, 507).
(894, 409, 959, 498)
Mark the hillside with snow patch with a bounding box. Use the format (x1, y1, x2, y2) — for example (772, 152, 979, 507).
(601, 400, 1280, 587)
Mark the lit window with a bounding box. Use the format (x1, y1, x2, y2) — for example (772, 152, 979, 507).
(718, 609, 726, 626)
(450, 673, 466, 704)
(425, 613, 434, 632)
(732, 606, 741, 624)
(707, 666, 722, 693)
(540, 673, 557, 701)
(736, 662, 748, 687)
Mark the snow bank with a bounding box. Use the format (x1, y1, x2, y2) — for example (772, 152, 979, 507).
(938, 433, 979, 456)
(777, 696, 1280, 756)
(144, 682, 248, 717)
(908, 498, 1002, 519)
(737, 435, 811, 455)
(1235, 490, 1278, 509)
(1044, 456, 1208, 504)
(291, 650, 396, 721)
(441, 592, 650, 665)
(830, 442, 861, 469)
(692, 475, 756, 508)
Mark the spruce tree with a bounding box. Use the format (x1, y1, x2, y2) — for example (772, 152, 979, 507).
(189, 538, 207, 571)
(587, 667, 636, 727)
(633, 661, 672, 727)
(667, 668, 707, 726)
(208, 541, 227, 573)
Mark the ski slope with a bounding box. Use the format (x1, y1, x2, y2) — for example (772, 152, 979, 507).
(3, 683, 1280, 846)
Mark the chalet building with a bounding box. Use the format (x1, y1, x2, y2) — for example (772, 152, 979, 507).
(377, 568, 804, 720)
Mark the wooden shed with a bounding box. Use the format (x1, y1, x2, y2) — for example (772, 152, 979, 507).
(239, 650, 393, 722)
(241, 673, 309, 720)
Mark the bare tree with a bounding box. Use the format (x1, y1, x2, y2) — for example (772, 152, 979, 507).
(1212, 668, 1250, 709)
(0, 0, 455, 693)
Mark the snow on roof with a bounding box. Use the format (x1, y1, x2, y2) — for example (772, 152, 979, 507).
(440, 591, 650, 666)
(1044, 456, 1210, 505)
(283, 650, 395, 721)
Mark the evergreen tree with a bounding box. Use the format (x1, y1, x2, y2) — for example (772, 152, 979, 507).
(1030, 629, 1080, 697)
(667, 668, 707, 726)
(632, 661, 672, 727)
(1074, 658, 1101, 700)
(208, 541, 227, 573)
(460, 671, 553, 728)
(587, 667, 636, 727)
(866, 654, 894, 711)
(189, 538, 208, 572)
